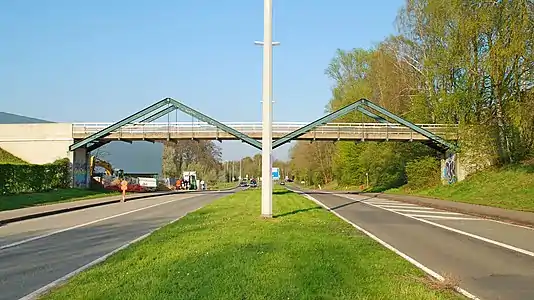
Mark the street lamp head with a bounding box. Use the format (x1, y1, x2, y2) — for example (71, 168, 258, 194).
(254, 41, 281, 46)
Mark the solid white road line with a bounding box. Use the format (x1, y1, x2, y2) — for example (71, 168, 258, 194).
(375, 205, 435, 210)
(0, 196, 192, 251)
(367, 201, 417, 205)
(339, 194, 534, 258)
(369, 203, 419, 207)
(392, 209, 462, 215)
(18, 205, 206, 300)
(406, 214, 480, 220)
(364, 196, 534, 231)
(286, 188, 479, 300)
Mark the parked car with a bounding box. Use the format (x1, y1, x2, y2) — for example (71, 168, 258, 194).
(239, 180, 248, 187)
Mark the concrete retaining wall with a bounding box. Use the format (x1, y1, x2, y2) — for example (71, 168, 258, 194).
(0, 123, 74, 164)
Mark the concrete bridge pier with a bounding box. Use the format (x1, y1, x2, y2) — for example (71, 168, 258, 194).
(441, 152, 469, 185)
(72, 148, 90, 188)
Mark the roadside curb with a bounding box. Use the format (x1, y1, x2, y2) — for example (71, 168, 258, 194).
(19, 203, 208, 300)
(0, 187, 238, 226)
(0, 192, 180, 226)
(364, 193, 534, 228)
(287, 185, 534, 228)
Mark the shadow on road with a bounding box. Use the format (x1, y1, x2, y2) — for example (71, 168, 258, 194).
(328, 197, 374, 210)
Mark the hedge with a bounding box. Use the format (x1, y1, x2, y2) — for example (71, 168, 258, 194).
(405, 156, 441, 190)
(0, 158, 71, 195)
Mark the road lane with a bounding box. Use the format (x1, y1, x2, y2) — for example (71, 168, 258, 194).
(342, 194, 534, 256)
(0, 191, 234, 300)
(296, 190, 534, 300)
(0, 191, 233, 248)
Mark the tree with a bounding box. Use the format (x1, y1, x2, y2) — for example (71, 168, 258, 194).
(161, 140, 223, 183)
(288, 0, 534, 192)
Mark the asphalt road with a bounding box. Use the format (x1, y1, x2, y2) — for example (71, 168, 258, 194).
(0, 190, 236, 300)
(293, 189, 534, 300)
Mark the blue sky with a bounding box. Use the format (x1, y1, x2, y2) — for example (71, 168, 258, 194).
(0, 0, 404, 161)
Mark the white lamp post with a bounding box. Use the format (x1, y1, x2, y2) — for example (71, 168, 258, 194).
(255, 0, 279, 218)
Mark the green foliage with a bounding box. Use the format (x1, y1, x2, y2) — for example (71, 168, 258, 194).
(289, 0, 534, 189)
(0, 158, 71, 195)
(333, 142, 434, 191)
(405, 157, 441, 190)
(161, 140, 223, 183)
(0, 147, 28, 165)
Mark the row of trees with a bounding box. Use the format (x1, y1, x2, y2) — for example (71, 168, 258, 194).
(289, 0, 534, 189)
(161, 141, 292, 183)
(222, 154, 291, 181)
(162, 140, 224, 183)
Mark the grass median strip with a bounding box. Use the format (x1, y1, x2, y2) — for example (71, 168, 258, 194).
(40, 188, 463, 300)
(208, 181, 238, 190)
(0, 188, 119, 212)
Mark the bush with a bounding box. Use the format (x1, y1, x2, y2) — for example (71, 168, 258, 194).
(405, 156, 441, 190)
(0, 158, 71, 195)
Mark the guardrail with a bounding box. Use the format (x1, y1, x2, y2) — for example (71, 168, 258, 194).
(72, 122, 458, 140)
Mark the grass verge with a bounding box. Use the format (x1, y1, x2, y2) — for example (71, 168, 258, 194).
(40, 188, 463, 300)
(0, 188, 119, 212)
(389, 163, 534, 212)
(208, 181, 238, 190)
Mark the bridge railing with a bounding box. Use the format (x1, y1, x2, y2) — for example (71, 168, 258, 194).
(71, 122, 458, 140)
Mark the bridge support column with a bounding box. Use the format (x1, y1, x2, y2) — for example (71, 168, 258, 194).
(441, 152, 468, 185)
(72, 148, 90, 188)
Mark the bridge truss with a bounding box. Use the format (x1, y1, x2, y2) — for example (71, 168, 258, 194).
(69, 98, 457, 153)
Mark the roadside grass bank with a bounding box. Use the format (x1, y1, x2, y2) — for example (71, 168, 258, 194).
(388, 163, 534, 212)
(41, 188, 463, 300)
(0, 147, 27, 165)
(0, 188, 119, 212)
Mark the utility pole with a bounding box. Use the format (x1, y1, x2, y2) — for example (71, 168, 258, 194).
(225, 161, 228, 182)
(255, 0, 279, 218)
(239, 158, 242, 180)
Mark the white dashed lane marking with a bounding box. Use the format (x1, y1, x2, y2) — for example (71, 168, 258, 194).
(363, 199, 481, 221)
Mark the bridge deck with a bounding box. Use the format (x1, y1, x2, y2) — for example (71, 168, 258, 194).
(72, 122, 458, 142)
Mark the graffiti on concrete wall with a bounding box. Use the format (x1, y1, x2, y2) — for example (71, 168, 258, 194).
(73, 162, 88, 188)
(442, 153, 457, 184)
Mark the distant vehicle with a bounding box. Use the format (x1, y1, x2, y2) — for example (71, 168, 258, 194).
(286, 178, 293, 183)
(279, 181, 285, 185)
(239, 180, 248, 187)
(249, 179, 258, 187)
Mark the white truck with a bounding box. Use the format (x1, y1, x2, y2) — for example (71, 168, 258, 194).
(182, 171, 198, 190)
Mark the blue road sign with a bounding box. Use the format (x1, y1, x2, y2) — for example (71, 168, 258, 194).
(272, 167, 280, 180)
